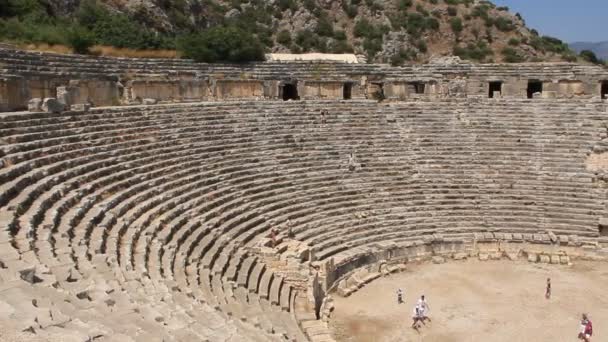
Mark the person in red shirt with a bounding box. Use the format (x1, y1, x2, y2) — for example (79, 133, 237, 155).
(578, 313, 592, 342)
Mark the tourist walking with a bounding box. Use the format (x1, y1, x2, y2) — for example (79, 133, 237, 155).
(417, 295, 431, 322)
(578, 313, 592, 342)
(411, 304, 425, 330)
(396, 288, 403, 304)
(545, 278, 551, 299)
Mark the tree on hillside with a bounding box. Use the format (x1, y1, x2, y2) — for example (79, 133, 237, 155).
(580, 50, 601, 64)
(177, 26, 265, 63)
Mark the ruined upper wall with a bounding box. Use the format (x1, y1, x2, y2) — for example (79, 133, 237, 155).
(1, 47, 607, 111)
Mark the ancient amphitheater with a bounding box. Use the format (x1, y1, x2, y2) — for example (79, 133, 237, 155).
(1, 47, 608, 341)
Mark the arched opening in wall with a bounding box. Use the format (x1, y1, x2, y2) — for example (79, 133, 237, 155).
(601, 81, 608, 99)
(343, 83, 353, 100)
(527, 80, 543, 99)
(489, 81, 502, 98)
(281, 83, 299, 101)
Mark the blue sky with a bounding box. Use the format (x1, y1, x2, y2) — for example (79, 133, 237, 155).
(492, 0, 607, 42)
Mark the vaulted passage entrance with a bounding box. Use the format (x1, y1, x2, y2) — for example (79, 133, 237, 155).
(282, 83, 299, 101)
(343, 83, 352, 100)
(489, 81, 502, 98)
(602, 81, 608, 99)
(527, 80, 543, 99)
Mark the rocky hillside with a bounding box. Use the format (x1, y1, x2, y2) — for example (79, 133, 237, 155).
(1, 0, 581, 63)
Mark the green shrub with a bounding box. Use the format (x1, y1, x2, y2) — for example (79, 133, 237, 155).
(276, 29, 292, 45)
(295, 29, 327, 52)
(580, 50, 601, 64)
(493, 17, 515, 31)
(67, 27, 94, 54)
(398, 0, 413, 10)
(453, 41, 492, 62)
(501, 47, 524, 63)
(330, 39, 353, 53)
(508, 38, 519, 46)
(178, 26, 265, 63)
(344, 4, 358, 18)
(450, 17, 463, 34)
(561, 52, 577, 62)
(277, 0, 297, 11)
(447, 6, 457, 16)
(415, 40, 427, 53)
(425, 17, 440, 30)
(333, 30, 347, 40)
(315, 15, 334, 37)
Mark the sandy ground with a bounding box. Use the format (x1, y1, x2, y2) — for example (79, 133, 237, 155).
(329, 260, 608, 342)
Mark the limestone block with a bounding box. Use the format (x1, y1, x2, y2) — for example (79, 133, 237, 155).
(539, 255, 551, 263)
(505, 251, 519, 261)
(478, 253, 489, 261)
(42, 98, 65, 113)
(432, 256, 445, 264)
(27, 98, 42, 112)
(550, 255, 560, 264)
(453, 252, 468, 260)
(547, 230, 558, 243)
(70, 103, 91, 112)
(559, 255, 570, 265)
(143, 98, 158, 105)
(542, 91, 557, 99)
(490, 252, 503, 260)
(527, 253, 538, 263)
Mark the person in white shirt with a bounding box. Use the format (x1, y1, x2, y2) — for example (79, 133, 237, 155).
(411, 304, 425, 330)
(417, 295, 431, 322)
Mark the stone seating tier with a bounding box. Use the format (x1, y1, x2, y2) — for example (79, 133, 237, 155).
(2, 48, 608, 82)
(0, 99, 607, 341)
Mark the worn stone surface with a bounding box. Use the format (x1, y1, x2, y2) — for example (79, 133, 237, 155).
(41, 98, 64, 113)
(27, 98, 42, 112)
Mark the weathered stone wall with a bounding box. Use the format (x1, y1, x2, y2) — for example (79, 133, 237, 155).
(2, 47, 608, 111)
(0, 77, 28, 111)
(214, 79, 265, 99)
(127, 77, 209, 103)
(57, 80, 120, 107)
(302, 81, 344, 100)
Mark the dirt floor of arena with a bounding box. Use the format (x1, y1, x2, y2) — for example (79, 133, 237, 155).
(328, 259, 608, 342)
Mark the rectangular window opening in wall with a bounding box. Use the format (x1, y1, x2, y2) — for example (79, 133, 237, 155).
(343, 83, 352, 100)
(600, 224, 608, 237)
(489, 81, 502, 98)
(602, 81, 608, 99)
(411, 82, 425, 94)
(527, 80, 543, 99)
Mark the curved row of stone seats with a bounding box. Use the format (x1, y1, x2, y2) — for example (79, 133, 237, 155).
(3, 47, 608, 82)
(278, 100, 606, 264)
(2, 100, 370, 340)
(0, 103, 314, 340)
(0, 48, 382, 80)
(1, 99, 606, 341)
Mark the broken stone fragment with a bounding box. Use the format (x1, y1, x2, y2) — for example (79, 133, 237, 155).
(41, 98, 65, 113)
(27, 98, 43, 112)
(19, 267, 42, 284)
